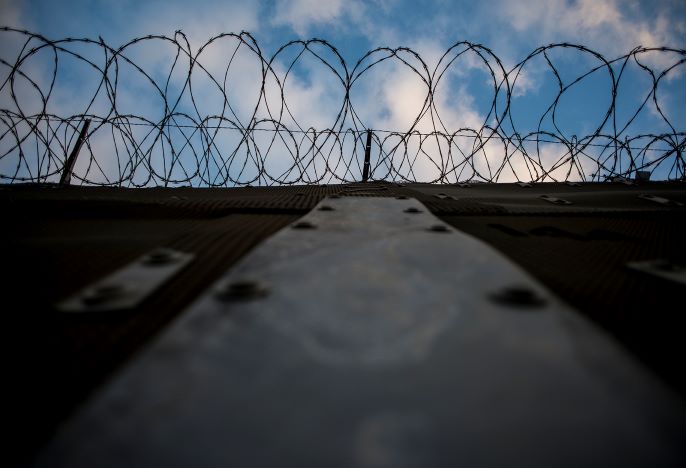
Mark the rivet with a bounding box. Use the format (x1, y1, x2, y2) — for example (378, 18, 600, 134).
(292, 221, 316, 229)
(318, 205, 335, 211)
(428, 224, 450, 232)
(490, 286, 546, 309)
(142, 248, 178, 266)
(216, 280, 267, 301)
(404, 207, 422, 213)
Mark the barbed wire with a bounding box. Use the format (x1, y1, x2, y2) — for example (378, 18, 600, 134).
(1, 27, 684, 186)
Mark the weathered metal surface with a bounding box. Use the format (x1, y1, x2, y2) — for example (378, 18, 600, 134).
(410, 183, 686, 214)
(57, 248, 194, 312)
(35, 197, 686, 467)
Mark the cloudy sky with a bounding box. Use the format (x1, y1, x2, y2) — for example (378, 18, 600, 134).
(4, 0, 685, 56)
(1, 0, 685, 184)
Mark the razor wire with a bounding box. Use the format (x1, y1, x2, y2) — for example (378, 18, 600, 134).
(0, 27, 684, 186)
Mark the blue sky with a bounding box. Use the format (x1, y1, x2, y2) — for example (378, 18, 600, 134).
(5, 0, 685, 57)
(1, 0, 685, 184)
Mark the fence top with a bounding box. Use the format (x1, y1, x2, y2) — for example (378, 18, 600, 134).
(0, 27, 684, 186)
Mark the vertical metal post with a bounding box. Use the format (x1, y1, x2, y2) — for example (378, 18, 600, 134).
(362, 129, 372, 182)
(60, 119, 91, 185)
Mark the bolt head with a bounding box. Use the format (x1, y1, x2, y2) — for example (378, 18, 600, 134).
(292, 221, 316, 229)
(142, 248, 179, 266)
(490, 286, 546, 309)
(428, 224, 450, 232)
(216, 280, 267, 301)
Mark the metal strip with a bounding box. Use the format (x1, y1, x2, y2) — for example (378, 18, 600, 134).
(57, 248, 194, 312)
(60, 119, 91, 186)
(362, 129, 372, 182)
(38, 198, 686, 467)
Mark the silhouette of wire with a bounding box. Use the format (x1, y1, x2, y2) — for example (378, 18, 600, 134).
(1, 27, 684, 186)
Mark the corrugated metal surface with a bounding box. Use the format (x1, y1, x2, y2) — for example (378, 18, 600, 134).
(2, 181, 685, 465)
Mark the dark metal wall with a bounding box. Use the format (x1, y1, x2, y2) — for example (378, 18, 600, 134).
(2, 181, 685, 465)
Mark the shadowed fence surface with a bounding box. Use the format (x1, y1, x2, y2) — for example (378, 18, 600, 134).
(3, 181, 686, 466)
(1, 27, 685, 185)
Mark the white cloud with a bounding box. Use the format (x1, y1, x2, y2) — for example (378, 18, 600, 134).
(270, 0, 399, 42)
(271, 0, 351, 36)
(138, 0, 260, 47)
(498, 0, 683, 55)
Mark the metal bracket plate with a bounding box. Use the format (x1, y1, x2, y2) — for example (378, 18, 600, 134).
(638, 194, 684, 207)
(627, 259, 686, 285)
(38, 198, 686, 467)
(57, 248, 194, 312)
(433, 192, 459, 200)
